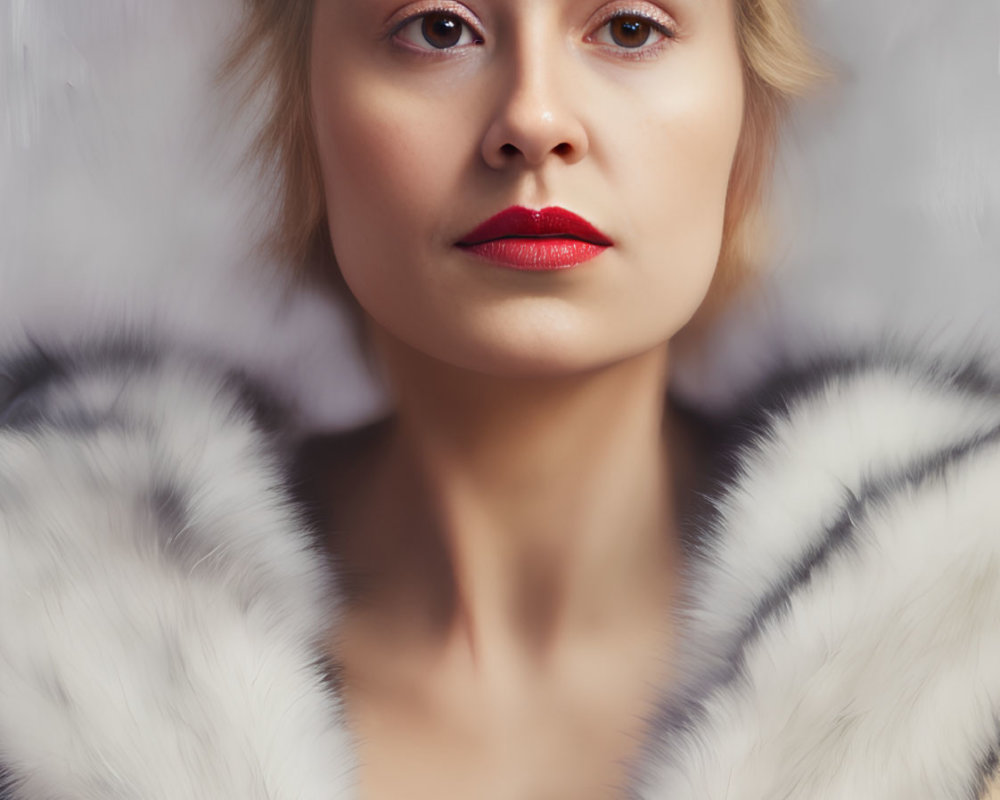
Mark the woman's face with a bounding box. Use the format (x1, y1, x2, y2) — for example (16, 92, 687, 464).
(310, 0, 744, 376)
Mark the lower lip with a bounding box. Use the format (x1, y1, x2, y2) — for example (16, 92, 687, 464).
(457, 238, 610, 271)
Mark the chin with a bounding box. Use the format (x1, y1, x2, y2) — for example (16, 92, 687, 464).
(453, 350, 604, 379)
(361, 293, 673, 379)
(426, 326, 655, 379)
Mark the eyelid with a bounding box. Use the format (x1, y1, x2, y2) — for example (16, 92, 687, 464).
(383, 1, 678, 58)
(587, 2, 679, 38)
(384, 2, 484, 42)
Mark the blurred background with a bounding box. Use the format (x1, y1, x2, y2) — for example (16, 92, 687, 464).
(670, 0, 1000, 412)
(2, 0, 998, 429)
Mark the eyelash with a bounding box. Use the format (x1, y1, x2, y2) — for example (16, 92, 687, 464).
(388, 4, 678, 63)
(593, 9, 678, 61)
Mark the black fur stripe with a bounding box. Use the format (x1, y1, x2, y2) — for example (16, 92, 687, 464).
(735, 418, 1000, 668)
(0, 330, 158, 431)
(0, 764, 16, 800)
(967, 719, 1000, 799)
(635, 424, 1000, 795)
(630, 348, 1000, 797)
(0, 329, 288, 440)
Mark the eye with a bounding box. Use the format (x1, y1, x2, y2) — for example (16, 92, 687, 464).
(394, 11, 483, 52)
(589, 11, 676, 53)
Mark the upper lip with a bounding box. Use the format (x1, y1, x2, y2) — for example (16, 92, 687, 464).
(456, 206, 613, 246)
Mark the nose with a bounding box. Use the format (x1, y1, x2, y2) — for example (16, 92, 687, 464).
(480, 41, 589, 170)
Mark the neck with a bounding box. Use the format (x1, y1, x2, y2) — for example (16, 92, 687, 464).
(334, 325, 686, 691)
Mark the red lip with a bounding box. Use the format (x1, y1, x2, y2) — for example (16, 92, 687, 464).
(455, 206, 614, 271)
(457, 206, 613, 247)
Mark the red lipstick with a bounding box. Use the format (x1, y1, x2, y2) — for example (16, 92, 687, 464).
(456, 206, 613, 271)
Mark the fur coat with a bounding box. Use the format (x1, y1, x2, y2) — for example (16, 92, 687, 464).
(2, 333, 1000, 799)
(3, 0, 1000, 797)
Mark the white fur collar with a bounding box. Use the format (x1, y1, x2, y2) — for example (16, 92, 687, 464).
(638, 351, 1000, 797)
(2, 340, 1000, 798)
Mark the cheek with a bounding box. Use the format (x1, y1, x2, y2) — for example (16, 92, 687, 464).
(310, 71, 474, 269)
(626, 65, 744, 264)
(597, 55, 744, 332)
(627, 67, 744, 229)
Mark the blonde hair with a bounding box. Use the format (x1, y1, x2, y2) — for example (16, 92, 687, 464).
(221, 0, 828, 331)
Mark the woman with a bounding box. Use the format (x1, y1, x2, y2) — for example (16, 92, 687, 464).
(2, 1, 1000, 798)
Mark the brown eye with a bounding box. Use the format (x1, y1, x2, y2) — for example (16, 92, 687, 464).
(609, 16, 652, 48)
(422, 13, 463, 48)
(589, 11, 674, 56)
(395, 11, 481, 52)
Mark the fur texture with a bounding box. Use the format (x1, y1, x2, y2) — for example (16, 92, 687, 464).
(634, 349, 1000, 798)
(2, 337, 1000, 798)
(0, 336, 357, 799)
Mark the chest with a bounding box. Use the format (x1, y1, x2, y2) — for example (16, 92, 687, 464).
(340, 678, 655, 800)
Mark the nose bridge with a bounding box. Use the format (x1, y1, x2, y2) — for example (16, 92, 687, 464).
(507, 17, 558, 112)
(482, 12, 587, 168)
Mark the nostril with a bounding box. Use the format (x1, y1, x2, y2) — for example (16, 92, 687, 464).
(498, 142, 574, 159)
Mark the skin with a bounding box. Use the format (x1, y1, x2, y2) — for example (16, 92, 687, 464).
(309, 0, 745, 794)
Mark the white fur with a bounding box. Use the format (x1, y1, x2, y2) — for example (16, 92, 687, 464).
(638, 360, 1000, 798)
(0, 353, 358, 799)
(3, 340, 1000, 799)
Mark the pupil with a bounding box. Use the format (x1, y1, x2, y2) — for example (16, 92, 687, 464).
(610, 17, 651, 48)
(422, 13, 463, 48)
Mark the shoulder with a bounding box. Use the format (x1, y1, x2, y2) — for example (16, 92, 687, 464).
(0, 331, 355, 799)
(639, 344, 1000, 798)
(707, 344, 1000, 484)
(0, 330, 332, 623)
(674, 344, 1000, 630)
